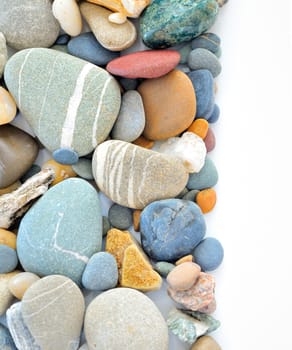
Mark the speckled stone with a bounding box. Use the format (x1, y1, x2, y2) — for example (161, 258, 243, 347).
(92, 140, 188, 209)
(191, 33, 221, 54)
(0, 323, 16, 350)
(187, 156, 218, 190)
(85, 288, 168, 350)
(140, 199, 206, 261)
(0, 0, 60, 50)
(193, 237, 224, 271)
(0, 124, 38, 188)
(0, 246, 18, 274)
(17, 178, 103, 284)
(108, 204, 133, 230)
(188, 48, 222, 78)
(191, 335, 221, 349)
(4, 48, 121, 163)
(140, 0, 219, 49)
(0, 33, 7, 78)
(72, 158, 93, 180)
(22, 275, 85, 350)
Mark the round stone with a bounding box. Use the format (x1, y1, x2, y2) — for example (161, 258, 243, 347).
(192, 237, 224, 271)
(204, 127, 216, 153)
(55, 34, 71, 45)
(188, 48, 222, 78)
(187, 156, 218, 190)
(82, 252, 118, 290)
(191, 335, 221, 350)
(72, 158, 93, 180)
(167, 262, 201, 290)
(154, 261, 175, 277)
(0, 246, 18, 274)
(140, 199, 206, 261)
(8, 272, 40, 300)
(108, 204, 133, 230)
(53, 148, 79, 165)
(84, 288, 168, 350)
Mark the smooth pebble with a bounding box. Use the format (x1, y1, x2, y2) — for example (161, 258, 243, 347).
(154, 261, 175, 277)
(187, 156, 218, 190)
(191, 335, 222, 350)
(0, 246, 18, 274)
(191, 33, 221, 54)
(207, 104, 220, 123)
(193, 237, 224, 271)
(0, 272, 19, 315)
(0, 229, 17, 250)
(102, 216, 111, 236)
(188, 48, 222, 78)
(8, 272, 40, 300)
(52, 0, 82, 36)
(0, 86, 17, 125)
(204, 127, 216, 152)
(167, 262, 201, 291)
(108, 203, 133, 230)
(72, 158, 93, 180)
(54, 34, 71, 45)
(42, 159, 77, 185)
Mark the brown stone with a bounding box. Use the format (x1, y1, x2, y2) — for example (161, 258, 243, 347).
(191, 335, 221, 350)
(138, 69, 196, 140)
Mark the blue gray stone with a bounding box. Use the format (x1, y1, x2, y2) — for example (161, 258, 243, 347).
(191, 33, 221, 54)
(72, 158, 93, 180)
(0, 323, 17, 350)
(17, 178, 103, 284)
(188, 48, 222, 77)
(207, 104, 220, 123)
(140, 199, 206, 261)
(0, 246, 18, 274)
(182, 189, 199, 202)
(108, 203, 133, 230)
(53, 147, 79, 165)
(55, 34, 71, 45)
(187, 156, 218, 190)
(68, 32, 120, 66)
(119, 78, 139, 91)
(140, 0, 219, 49)
(82, 252, 118, 290)
(187, 69, 214, 118)
(193, 237, 224, 271)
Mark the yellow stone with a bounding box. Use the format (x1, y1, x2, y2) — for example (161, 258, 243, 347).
(0, 229, 17, 249)
(42, 159, 77, 186)
(175, 254, 193, 265)
(0, 87, 17, 125)
(0, 180, 21, 195)
(0, 271, 20, 315)
(120, 244, 162, 291)
(8, 272, 40, 300)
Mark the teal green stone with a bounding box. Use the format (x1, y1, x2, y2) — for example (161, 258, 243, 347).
(154, 261, 175, 277)
(140, 0, 219, 49)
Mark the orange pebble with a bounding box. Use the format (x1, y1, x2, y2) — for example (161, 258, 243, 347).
(0, 229, 17, 249)
(196, 188, 217, 214)
(175, 255, 193, 265)
(187, 118, 209, 139)
(42, 159, 77, 185)
(133, 210, 141, 232)
(132, 135, 154, 149)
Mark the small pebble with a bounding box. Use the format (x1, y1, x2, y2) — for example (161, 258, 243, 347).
(8, 272, 40, 300)
(196, 188, 217, 214)
(54, 33, 71, 45)
(191, 33, 221, 54)
(133, 209, 141, 232)
(154, 262, 175, 277)
(193, 237, 224, 271)
(188, 118, 209, 139)
(102, 216, 111, 237)
(72, 158, 93, 180)
(182, 189, 199, 202)
(176, 187, 189, 199)
(188, 48, 222, 78)
(82, 252, 118, 291)
(175, 255, 193, 265)
(204, 127, 216, 152)
(0, 246, 18, 274)
(20, 164, 41, 183)
(52, 0, 83, 36)
(52, 147, 79, 165)
(132, 135, 154, 149)
(0, 229, 16, 250)
(42, 159, 77, 186)
(108, 203, 133, 230)
(191, 335, 222, 350)
(0, 272, 19, 315)
(187, 156, 218, 190)
(207, 104, 220, 123)
(0, 86, 16, 125)
(119, 77, 139, 91)
(176, 42, 192, 64)
(167, 262, 201, 291)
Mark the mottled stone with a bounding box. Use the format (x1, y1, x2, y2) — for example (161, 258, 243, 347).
(187, 156, 218, 190)
(17, 178, 102, 284)
(140, 199, 206, 261)
(0, 33, 7, 78)
(188, 48, 222, 78)
(191, 335, 222, 350)
(85, 288, 168, 350)
(92, 140, 188, 209)
(72, 158, 93, 180)
(140, 0, 219, 48)
(0, 0, 60, 50)
(192, 237, 224, 271)
(108, 203, 133, 230)
(4, 48, 121, 163)
(80, 3, 137, 51)
(0, 323, 16, 350)
(191, 33, 221, 54)
(22, 275, 85, 350)
(0, 272, 19, 315)
(0, 124, 38, 188)
(111, 90, 145, 142)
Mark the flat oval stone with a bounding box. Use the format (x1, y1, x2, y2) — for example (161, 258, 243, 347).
(17, 178, 103, 284)
(140, 199, 206, 261)
(106, 50, 180, 78)
(167, 262, 201, 290)
(52, 0, 82, 36)
(108, 204, 133, 230)
(191, 33, 221, 54)
(138, 69, 196, 140)
(187, 156, 218, 190)
(192, 237, 224, 271)
(84, 288, 168, 350)
(68, 32, 120, 66)
(140, 0, 219, 49)
(0, 0, 60, 50)
(188, 48, 222, 78)
(0, 323, 16, 350)
(0, 246, 18, 274)
(80, 3, 137, 51)
(0, 32, 7, 78)
(111, 90, 145, 142)
(4, 48, 121, 160)
(22, 275, 85, 350)
(0, 124, 38, 188)
(8, 272, 40, 300)
(191, 335, 222, 350)
(92, 140, 189, 209)
(187, 69, 214, 118)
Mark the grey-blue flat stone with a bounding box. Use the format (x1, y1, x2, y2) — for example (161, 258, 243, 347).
(188, 48, 222, 77)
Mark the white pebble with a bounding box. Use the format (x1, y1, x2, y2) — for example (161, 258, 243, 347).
(52, 0, 82, 36)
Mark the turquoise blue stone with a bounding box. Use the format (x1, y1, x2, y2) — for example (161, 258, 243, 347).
(0, 324, 17, 350)
(17, 178, 103, 285)
(53, 147, 79, 165)
(187, 156, 218, 190)
(140, 0, 219, 49)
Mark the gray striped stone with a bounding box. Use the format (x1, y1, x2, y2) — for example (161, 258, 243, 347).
(92, 140, 189, 209)
(4, 48, 121, 158)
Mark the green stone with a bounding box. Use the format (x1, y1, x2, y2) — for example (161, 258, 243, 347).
(154, 261, 175, 277)
(140, 0, 219, 49)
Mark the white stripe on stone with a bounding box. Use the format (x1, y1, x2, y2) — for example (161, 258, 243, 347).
(60, 63, 94, 148)
(127, 146, 137, 208)
(91, 76, 112, 148)
(18, 49, 33, 109)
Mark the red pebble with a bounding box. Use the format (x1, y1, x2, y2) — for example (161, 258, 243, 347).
(204, 127, 216, 152)
(106, 50, 181, 79)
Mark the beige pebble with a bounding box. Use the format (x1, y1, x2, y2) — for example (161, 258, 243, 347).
(8, 272, 40, 300)
(0, 271, 20, 315)
(0, 87, 17, 125)
(0, 229, 17, 249)
(175, 254, 193, 265)
(166, 262, 201, 291)
(191, 335, 221, 350)
(52, 0, 83, 36)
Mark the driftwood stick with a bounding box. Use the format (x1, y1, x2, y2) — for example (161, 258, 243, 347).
(0, 168, 55, 229)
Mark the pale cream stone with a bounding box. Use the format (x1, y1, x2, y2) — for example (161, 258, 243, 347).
(0, 271, 20, 315)
(0, 87, 17, 125)
(52, 0, 83, 36)
(8, 272, 40, 300)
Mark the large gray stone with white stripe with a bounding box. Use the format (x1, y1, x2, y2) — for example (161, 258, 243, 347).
(4, 48, 121, 159)
(92, 140, 189, 209)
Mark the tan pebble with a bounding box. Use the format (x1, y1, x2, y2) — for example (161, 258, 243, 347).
(108, 12, 127, 24)
(0, 271, 20, 315)
(0, 87, 17, 125)
(167, 262, 201, 291)
(175, 254, 193, 265)
(191, 335, 221, 350)
(80, 3, 137, 51)
(42, 159, 77, 186)
(133, 209, 141, 231)
(52, 0, 83, 36)
(132, 135, 154, 149)
(8, 271, 40, 300)
(0, 229, 17, 249)
(0, 180, 21, 195)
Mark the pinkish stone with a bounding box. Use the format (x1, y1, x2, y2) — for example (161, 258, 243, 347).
(204, 127, 216, 152)
(197, 296, 216, 314)
(167, 272, 215, 312)
(106, 50, 180, 79)
(166, 262, 201, 291)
